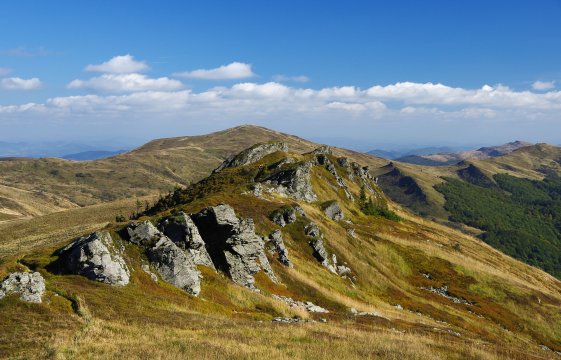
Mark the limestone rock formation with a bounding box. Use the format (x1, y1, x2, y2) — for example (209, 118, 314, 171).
(159, 212, 215, 268)
(146, 236, 201, 295)
(304, 223, 353, 277)
(272, 294, 329, 313)
(0, 272, 45, 303)
(269, 205, 301, 227)
(263, 162, 317, 202)
(192, 204, 277, 289)
(269, 230, 292, 267)
(127, 220, 202, 295)
(322, 201, 344, 221)
(213, 141, 288, 173)
(56, 232, 130, 286)
(127, 221, 162, 246)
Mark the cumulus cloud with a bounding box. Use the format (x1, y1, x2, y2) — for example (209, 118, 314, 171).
(175, 62, 255, 80)
(67, 73, 183, 92)
(0, 77, 42, 90)
(0, 67, 11, 76)
(532, 80, 555, 91)
(272, 74, 310, 83)
(85, 54, 148, 74)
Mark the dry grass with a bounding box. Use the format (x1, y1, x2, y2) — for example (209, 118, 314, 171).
(1, 145, 561, 360)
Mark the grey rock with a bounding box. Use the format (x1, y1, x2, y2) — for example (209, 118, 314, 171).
(263, 162, 317, 202)
(147, 236, 201, 295)
(272, 294, 329, 313)
(269, 230, 292, 267)
(56, 232, 130, 286)
(311, 145, 332, 156)
(293, 205, 305, 216)
(269, 205, 299, 227)
(159, 212, 215, 268)
(127, 221, 161, 246)
(251, 183, 263, 197)
(309, 239, 329, 265)
(0, 272, 45, 303)
(141, 264, 159, 282)
(270, 211, 286, 227)
(192, 204, 277, 289)
(213, 142, 288, 173)
(322, 201, 344, 221)
(421, 285, 473, 305)
(304, 223, 321, 238)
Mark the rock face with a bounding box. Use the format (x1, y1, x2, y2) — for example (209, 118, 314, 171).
(269, 230, 292, 267)
(56, 232, 130, 286)
(264, 162, 317, 202)
(322, 201, 344, 221)
(0, 272, 45, 303)
(127, 221, 161, 246)
(127, 221, 202, 295)
(304, 223, 353, 278)
(146, 237, 201, 295)
(192, 204, 277, 289)
(159, 212, 215, 268)
(269, 205, 302, 227)
(213, 142, 288, 173)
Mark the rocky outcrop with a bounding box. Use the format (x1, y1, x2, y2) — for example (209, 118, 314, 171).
(304, 223, 353, 278)
(263, 162, 317, 202)
(272, 294, 329, 313)
(55, 232, 130, 286)
(192, 204, 277, 289)
(213, 142, 288, 173)
(314, 151, 353, 200)
(146, 237, 201, 295)
(127, 221, 161, 246)
(0, 272, 45, 303)
(421, 285, 473, 305)
(322, 201, 344, 221)
(304, 223, 321, 238)
(269, 230, 292, 267)
(127, 221, 202, 295)
(159, 212, 215, 268)
(269, 205, 303, 227)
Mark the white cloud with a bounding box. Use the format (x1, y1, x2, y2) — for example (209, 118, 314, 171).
(0, 67, 11, 76)
(272, 74, 310, 83)
(175, 62, 255, 80)
(532, 80, 555, 91)
(0, 77, 42, 90)
(85, 54, 148, 74)
(67, 73, 183, 92)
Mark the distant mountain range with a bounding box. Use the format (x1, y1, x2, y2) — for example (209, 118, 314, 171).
(368, 146, 460, 160)
(388, 141, 533, 166)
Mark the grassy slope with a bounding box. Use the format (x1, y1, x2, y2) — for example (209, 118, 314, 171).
(1, 150, 560, 359)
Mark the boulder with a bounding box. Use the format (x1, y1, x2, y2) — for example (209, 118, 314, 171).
(0, 272, 45, 303)
(309, 238, 330, 265)
(192, 204, 277, 288)
(55, 232, 130, 286)
(269, 230, 292, 267)
(127, 221, 162, 246)
(146, 236, 201, 295)
(322, 201, 344, 221)
(304, 223, 321, 238)
(159, 212, 215, 268)
(263, 162, 317, 202)
(213, 142, 288, 173)
(269, 205, 299, 227)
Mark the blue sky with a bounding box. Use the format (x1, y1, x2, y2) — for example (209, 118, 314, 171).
(1, 0, 561, 150)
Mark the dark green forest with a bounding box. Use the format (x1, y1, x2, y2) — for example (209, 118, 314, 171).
(436, 173, 561, 278)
